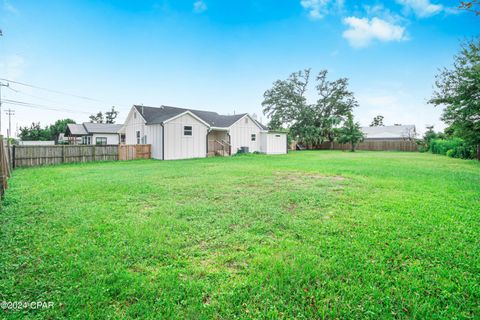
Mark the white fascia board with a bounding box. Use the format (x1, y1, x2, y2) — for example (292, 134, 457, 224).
(162, 110, 211, 128)
(228, 114, 265, 131)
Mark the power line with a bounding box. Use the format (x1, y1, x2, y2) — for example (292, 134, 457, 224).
(2, 99, 92, 115)
(5, 85, 101, 112)
(0, 78, 104, 102)
(3, 80, 132, 113)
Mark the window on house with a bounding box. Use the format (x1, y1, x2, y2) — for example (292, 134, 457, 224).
(81, 136, 92, 145)
(96, 137, 107, 145)
(184, 126, 192, 136)
(136, 131, 141, 144)
(120, 134, 126, 144)
(134, 112, 137, 119)
(245, 117, 249, 124)
(275, 134, 281, 137)
(251, 134, 256, 141)
(141, 135, 147, 144)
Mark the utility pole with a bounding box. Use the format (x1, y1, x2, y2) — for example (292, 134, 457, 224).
(0, 81, 10, 135)
(0, 29, 4, 135)
(5, 109, 14, 139)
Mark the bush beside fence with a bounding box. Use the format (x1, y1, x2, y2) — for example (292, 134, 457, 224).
(429, 138, 476, 159)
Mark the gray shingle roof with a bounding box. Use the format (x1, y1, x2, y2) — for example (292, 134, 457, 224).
(67, 124, 87, 135)
(67, 123, 123, 135)
(361, 125, 416, 139)
(83, 123, 123, 134)
(134, 105, 263, 129)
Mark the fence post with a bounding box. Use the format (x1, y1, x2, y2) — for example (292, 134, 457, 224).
(62, 145, 66, 163)
(6, 139, 12, 173)
(12, 145, 15, 169)
(93, 145, 96, 162)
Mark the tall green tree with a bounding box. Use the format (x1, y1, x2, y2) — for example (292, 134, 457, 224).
(370, 115, 384, 127)
(18, 123, 50, 141)
(336, 113, 364, 152)
(429, 38, 480, 160)
(262, 69, 358, 148)
(18, 119, 76, 141)
(49, 119, 76, 142)
(262, 69, 310, 129)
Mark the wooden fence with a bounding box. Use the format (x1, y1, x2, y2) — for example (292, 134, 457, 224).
(0, 136, 11, 197)
(11, 144, 151, 168)
(317, 140, 418, 152)
(119, 144, 151, 161)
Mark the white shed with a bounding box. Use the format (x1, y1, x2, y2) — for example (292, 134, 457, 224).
(261, 132, 288, 154)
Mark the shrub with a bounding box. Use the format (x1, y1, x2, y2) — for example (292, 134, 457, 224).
(430, 138, 476, 159)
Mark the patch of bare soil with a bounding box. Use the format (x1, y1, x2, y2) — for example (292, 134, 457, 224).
(272, 171, 346, 184)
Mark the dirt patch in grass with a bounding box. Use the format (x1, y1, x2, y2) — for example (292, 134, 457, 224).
(273, 171, 346, 183)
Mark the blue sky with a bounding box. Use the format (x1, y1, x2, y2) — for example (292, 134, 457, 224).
(0, 0, 478, 136)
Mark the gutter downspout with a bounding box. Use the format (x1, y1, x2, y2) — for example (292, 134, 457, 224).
(161, 123, 165, 160)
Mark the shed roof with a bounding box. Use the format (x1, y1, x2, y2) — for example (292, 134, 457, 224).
(361, 125, 416, 139)
(133, 105, 265, 129)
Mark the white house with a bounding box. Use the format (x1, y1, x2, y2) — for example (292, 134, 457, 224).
(66, 123, 124, 145)
(361, 125, 416, 141)
(123, 105, 287, 160)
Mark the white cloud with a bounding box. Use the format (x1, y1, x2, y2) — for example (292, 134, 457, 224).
(193, 0, 207, 13)
(300, 0, 343, 19)
(396, 0, 443, 17)
(342, 16, 407, 48)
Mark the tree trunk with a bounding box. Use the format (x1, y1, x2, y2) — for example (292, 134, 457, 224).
(477, 144, 480, 161)
(351, 143, 355, 152)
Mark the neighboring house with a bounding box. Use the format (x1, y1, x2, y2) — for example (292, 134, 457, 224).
(361, 125, 416, 141)
(65, 123, 124, 145)
(123, 105, 287, 160)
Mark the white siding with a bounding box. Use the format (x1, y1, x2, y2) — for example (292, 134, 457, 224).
(124, 108, 146, 145)
(145, 124, 163, 160)
(163, 113, 208, 160)
(229, 115, 263, 154)
(262, 133, 287, 154)
(92, 133, 119, 145)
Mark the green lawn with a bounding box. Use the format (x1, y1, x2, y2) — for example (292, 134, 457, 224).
(1, 151, 479, 319)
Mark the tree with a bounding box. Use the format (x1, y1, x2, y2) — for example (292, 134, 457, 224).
(459, 1, 480, 15)
(336, 113, 364, 152)
(105, 106, 119, 124)
(419, 125, 444, 151)
(262, 69, 358, 148)
(429, 38, 480, 160)
(18, 119, 76, 141)
(90, 106, 119, 124)
(19, 123, 50, 141)
(49, 119, 76, 142)
(89, 112, 104, 123)
(370, 115, 384, 127)
(262, 69, 310, 129)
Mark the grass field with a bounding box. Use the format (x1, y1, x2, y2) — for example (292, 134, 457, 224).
(1, 151, 479, 319)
